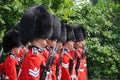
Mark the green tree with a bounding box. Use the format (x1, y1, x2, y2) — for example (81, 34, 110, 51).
(69, 0, 120, 79)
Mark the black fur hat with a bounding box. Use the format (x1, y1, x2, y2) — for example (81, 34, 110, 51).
(65, 24, 76, 42)
(2, 29, 22, 53)
(74, 25, 87, 42)
(19, 5, 53, 45)
(19, 6, 37, 45)
(49, 15, 61, 40)
(34, 6, 53, 39)
(58, 21, 66, 43)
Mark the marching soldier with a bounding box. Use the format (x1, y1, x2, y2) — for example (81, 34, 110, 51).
(74, 25, 87, 80)
(56, 21, 67, 80)
(61, 24, 76, 80)
(42, 15, 61, 80)
(12, 23, 27, 70)
(68, 25, 79, 80)
(1, 29, 22, 80)
(19, 5, 40, 46)
(16, 5, 47, 78)
(18, 5, 53, 80)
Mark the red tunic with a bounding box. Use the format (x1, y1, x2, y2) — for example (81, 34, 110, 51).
(0, 48, 26, 80)
(4, 54, 18, 80)
(69, 49, 77, 80)
(77, 48, 87, 80)
(42, 47, 59, 80)
(61, 50, 72, 80)
(51, 53, 59, 80)
(83, 57, 87, 80)
(41, 47, 52, 80)
(56, 50, 63, 80)
(18, 47, 45, 80)
(42, 48, 50, 63)
(16, 48, 25, 62)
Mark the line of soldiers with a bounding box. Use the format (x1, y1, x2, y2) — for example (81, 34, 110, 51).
(0, 5, 88, 80)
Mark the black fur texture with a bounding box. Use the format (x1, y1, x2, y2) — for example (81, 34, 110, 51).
(34, 6, 53, 39)
(65, 24, 76, 42)
(74, 25, 87, 42)
(49, 15, 61, 40)
(19, 5, 53, 45)
(58, 21, 66, 43)
(2, 29, 22, 53)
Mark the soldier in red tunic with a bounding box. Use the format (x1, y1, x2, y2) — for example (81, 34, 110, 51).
(61, 24, 76, 80)
(74, 25, 87, 80)
(1, 29, 22, 80)
(68, 25, 80, 80)
(18, 5, 53, 80)
(56, 21, 67, 80)
(43, 15, 61, 80)
(12, 22, 31, 77)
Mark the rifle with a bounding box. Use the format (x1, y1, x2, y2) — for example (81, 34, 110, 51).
(56, 47, 65, 80)
(81, 46, 88, 58)
(19, 48, 26, 64)
(40, 42, 57, 80)
(75, 47, 88, 74)
(69, 50, 78, 75)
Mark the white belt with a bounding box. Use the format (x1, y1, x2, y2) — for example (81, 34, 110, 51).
(78, 68, 84, 72)
(71, 75, 77, 78)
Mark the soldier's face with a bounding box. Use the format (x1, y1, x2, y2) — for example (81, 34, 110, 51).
(79, 41, 86, 48)
(35, 39, 47, 48)
(74, 42, 80, 48)
(13, 47, 22, 55)
(40, 39, 47, 48)
(47, 39, 57, 47)
(57, 42, 62, 50)
(66, 41, 74, 50)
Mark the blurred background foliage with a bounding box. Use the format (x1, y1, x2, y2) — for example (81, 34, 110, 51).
(0, 0, 120, 79)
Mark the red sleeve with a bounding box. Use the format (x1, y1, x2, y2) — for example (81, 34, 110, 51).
(78, 48, 83, 54)
(55, 53, 59, 65)
(17, 48, 24, 58)
(77, 48, 83, 58)
(42, 50, 49, 63)
(5, 56, 18, 80)
(41, 54, 46, 66)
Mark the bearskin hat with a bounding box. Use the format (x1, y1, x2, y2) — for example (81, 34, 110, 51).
(65, 24, 76, 42)
(19, 5, 53, 45)
(74, 25, 87, 42)
(19, 6, 37, 45)
(34, 6, 53, 39)
(2, 29, 22, 53)
(49, 15, 61, 40)
(58, 21, 66, 43)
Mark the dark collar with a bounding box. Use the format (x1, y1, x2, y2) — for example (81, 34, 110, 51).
(28, 45, 43, 52)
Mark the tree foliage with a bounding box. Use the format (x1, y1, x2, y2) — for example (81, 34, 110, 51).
(0, 0, 119, 79)
(70, 1, 120, 79)
(74, 1, 120, 79)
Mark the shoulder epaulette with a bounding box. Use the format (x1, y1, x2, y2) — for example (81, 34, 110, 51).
(64, 48, 70, 53)
(9, 53, 15, 59)
(29, 45, 43, 54)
